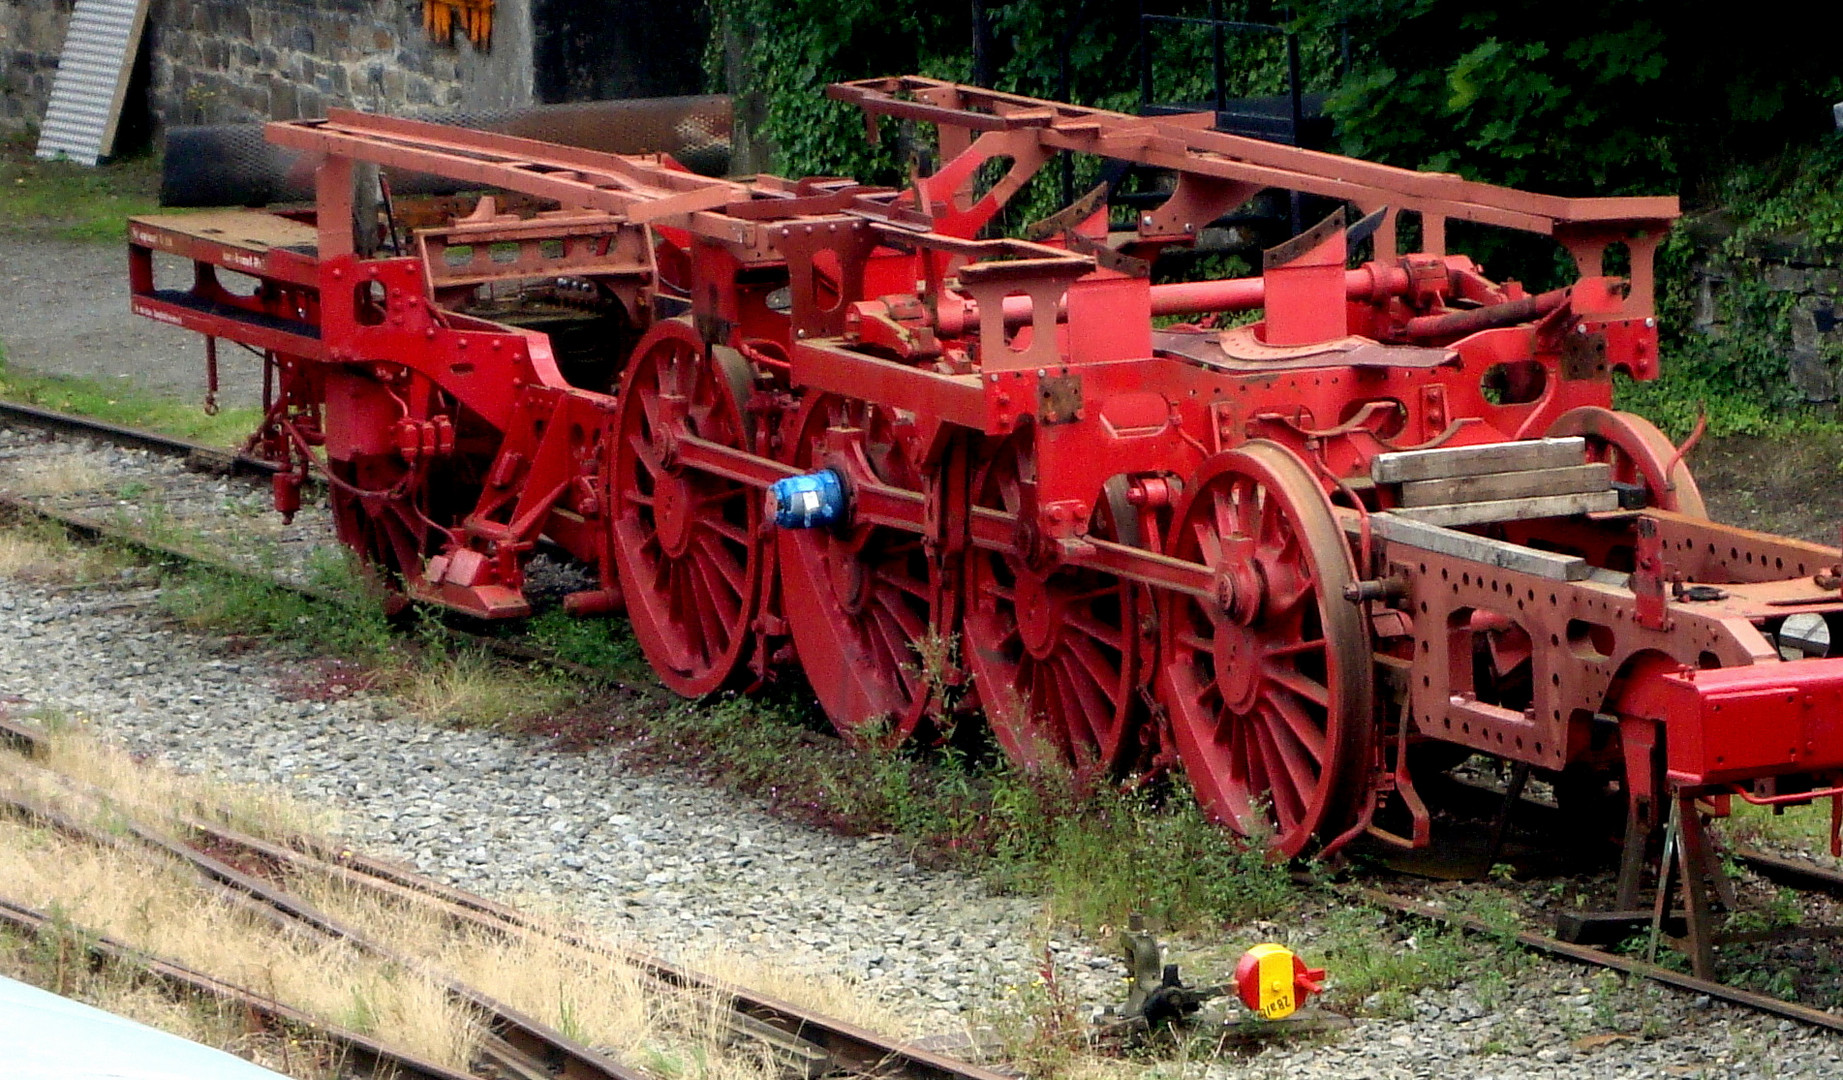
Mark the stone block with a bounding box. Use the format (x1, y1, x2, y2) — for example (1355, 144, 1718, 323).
(1792, 297, 1839, 354)
(268, 76, 298, 119)
(225, 6, 253, 41)
(1766, 263, 1812, 293)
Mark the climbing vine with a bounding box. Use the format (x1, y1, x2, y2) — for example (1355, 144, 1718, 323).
(705, 0, 1843, 422)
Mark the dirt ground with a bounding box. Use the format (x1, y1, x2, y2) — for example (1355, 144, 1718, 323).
(0, 228, 1836, 543)
(1694, 430, 1843, 544)
(0, 234, 264, 410)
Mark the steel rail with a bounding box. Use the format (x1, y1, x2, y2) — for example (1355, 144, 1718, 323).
(0, 665, 1007, 1080)
(180, 817, 1013, 1080)
(1349, 885, 1843, 1033)
(0, 787, 652, 1080)
(0, 894, 482, 1080)
(0, 399, 279, 476)
(0, 402, 643, 686)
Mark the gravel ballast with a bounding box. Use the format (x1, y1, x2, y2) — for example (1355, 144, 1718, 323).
(0, 565, 1840, 1078)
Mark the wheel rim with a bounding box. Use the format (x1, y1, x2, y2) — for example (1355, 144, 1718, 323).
(1548, 406, 1706, 517)
(611, 320, 761, 697)
(965, 438, 1140, 782)
(327, 454, 431, 613)
(778, 396, 936, 744)
(1157, 441, 1373, 857)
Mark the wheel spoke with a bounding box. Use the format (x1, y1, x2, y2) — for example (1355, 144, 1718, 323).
(612, 322, 761, 698)
(1251, 715, 1305, 831)
(696, 507, 752, 546)
(871, 561, 932, 601)
(1263, 659, 1331, 709)
(1063, 606, 1124, 651)
(1268, 691, 1328, 766)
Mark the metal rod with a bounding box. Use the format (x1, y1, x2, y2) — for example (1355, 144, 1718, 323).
(1355, 886, 1843, 1037)
(1211, 0, 1225, 114)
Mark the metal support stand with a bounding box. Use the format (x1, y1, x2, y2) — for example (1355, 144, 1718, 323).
(1483, 761, 1531, 869)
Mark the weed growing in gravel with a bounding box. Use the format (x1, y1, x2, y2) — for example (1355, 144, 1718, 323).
(0, 517, 135, 583)
(159, 565, 399, 666)
(1313, 897, 1516, 1017)
(980, 778, 1299, 930)
(402, 647, 577, 728)
(522, 607, 647, 676)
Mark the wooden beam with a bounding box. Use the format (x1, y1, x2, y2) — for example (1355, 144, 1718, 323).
(1390, 490, 1621, 528)
(1371, 437, 1587, 484)
(1361, 514, 1591, 581)
(1398, 463, 1611, 507)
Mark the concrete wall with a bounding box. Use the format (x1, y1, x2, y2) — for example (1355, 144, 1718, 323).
(0, 0, 73, 133)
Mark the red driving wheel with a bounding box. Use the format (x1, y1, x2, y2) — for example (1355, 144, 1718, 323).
(610, 319, 763, 697)
(1547, 406, 1706, 517)
(964, 437, 1143, 783)
(777, 395, 939, 745)
(1157, 441, 1374, 858)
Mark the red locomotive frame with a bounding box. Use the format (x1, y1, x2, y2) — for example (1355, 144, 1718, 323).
(130, 77, 1843, 977)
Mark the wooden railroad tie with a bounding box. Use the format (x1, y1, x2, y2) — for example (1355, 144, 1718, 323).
(1370, 437, 1617, 527)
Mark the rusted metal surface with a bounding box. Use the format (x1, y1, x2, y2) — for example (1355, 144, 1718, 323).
(1355, 886, 1843, 1037)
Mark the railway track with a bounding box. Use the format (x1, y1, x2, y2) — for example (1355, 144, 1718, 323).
(0, 399, 633, 685)
(12, 399, 1843, 1045)
(0, 714, 1012, 1080)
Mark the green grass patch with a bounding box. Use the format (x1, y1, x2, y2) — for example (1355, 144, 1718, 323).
(0, 146, 162, 242)
(0, 350, 261, 448)
(1314, 892, 1524, 1016)
(1618, 369, 1843, 442)
(158, 563, 400, 667)
(521, 608, 647, 677)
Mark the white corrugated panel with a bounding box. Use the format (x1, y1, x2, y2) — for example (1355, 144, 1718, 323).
(0, 973, 291, 1079)
(34, 0, 153, 166)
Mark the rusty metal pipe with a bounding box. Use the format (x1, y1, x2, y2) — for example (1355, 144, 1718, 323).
(1399, 286, 1569, 339)
(935, 264, 1413, 334)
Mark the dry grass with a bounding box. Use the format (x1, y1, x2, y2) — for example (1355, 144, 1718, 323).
(9, 718, 334, 842)
(0, 931, 353, 1080)
(292, 866, 918, 1080)
(400, 649, 577, 728)
(0, 724, 921, 1080)
(0, 519, 133, 583)
(0, 815, 478, 1070)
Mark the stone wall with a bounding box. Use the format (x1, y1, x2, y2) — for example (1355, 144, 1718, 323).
(0, 0, 539, 138)
(1681, 215, 1843, 402)
(3, 0, 711, 143)
(0, 0, 73, 133)
(147, 0, 535, 125)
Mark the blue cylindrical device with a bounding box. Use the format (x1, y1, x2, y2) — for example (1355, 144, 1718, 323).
(768, 468, 848, 530)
